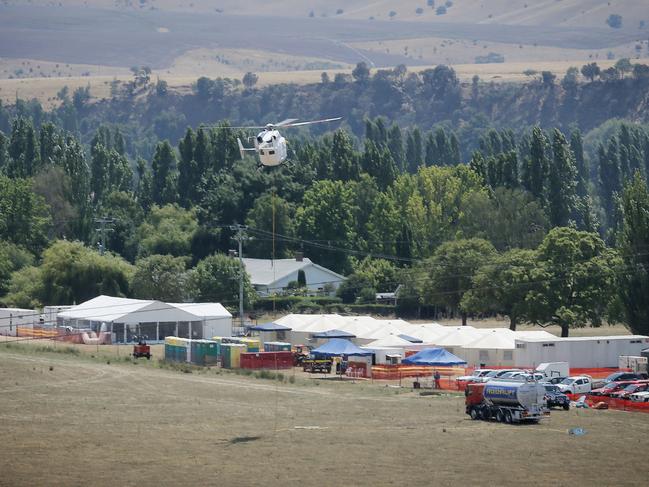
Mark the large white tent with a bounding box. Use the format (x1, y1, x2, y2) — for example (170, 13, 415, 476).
(461, 330, 517, 367)
(433, 326, 486, 355)
(57, 295, 232, 342)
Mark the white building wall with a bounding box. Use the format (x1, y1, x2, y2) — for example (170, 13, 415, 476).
(514, 337, 649, 368)
(462, 348, 515, 368)
(202, 317, 233, 339)
(0, 308, 37, 336)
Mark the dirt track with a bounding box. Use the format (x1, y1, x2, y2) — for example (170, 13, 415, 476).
(1, 347, 648, 486)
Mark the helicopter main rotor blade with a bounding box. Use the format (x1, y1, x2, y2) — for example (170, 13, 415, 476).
(282, 117, 343, 128)
(275, 118, 299, 127)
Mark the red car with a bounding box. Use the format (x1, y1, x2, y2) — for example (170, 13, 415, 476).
(609, 381, 649, 399)
(590, 380, 639, 397)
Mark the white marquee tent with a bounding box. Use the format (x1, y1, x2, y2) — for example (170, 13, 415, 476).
(57, 295, 232, 342)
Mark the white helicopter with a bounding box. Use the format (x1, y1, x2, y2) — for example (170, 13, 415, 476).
(235, 117, 342, 167)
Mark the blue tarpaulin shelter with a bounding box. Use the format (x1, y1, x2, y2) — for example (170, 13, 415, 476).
(402, 347, 467, 366)
(249, 322, 292, 332)
(312, 329, 356, 339)
(311, 338, 373, 357)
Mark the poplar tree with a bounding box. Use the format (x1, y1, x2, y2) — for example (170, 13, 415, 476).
(331, 129, 358, 181)
(527, 127, 548, 203)
(387, 123, 404, 171)
(547, 129, 577, 227)
(570, 129, 588, 198)
(598, 138, 621, 224)
(618, 171, 649, 335)
(151, 140, 178, 205)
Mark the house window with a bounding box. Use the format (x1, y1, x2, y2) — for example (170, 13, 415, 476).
(503, 351, 513, 360)
(542, 343, 555, 348)
(516, 343, 526, 349)
(479, 350, 489, 362)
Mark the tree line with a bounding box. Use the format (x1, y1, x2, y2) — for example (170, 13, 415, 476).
(1, 69, 649, 335)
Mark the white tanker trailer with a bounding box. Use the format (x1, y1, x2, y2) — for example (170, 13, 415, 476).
(465, 380, 548, 424)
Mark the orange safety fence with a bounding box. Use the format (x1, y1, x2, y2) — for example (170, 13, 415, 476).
(564, 394, 649, 413)
(570, 368, 627, 379)
(16, 326, 60, 338)
(371, 365, 467, 390)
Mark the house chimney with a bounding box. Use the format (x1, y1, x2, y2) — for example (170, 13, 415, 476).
(295, 252, 303, 262)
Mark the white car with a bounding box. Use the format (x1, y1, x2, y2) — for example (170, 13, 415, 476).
(557, 376, 593, 395)
(474, 369, 525, 383)
(629, 391, 649, 403)
(456, 369, 494, 382)
(510, 372, 545, 382)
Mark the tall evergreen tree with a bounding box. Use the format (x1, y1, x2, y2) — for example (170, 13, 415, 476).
(598, 138, 621, 224)
(90, 143, 109, 202)
(387, 123, 404, 171)
(570, 129, 588, 198)
(547, 129, 577, 227)
(424, 132, 438, 167)
(527, 127, 548, 204)
(500, 151, 519, 189)
(412, 127, 424, 167)
(331, 130, 359, 181)
(618, 171, 649, 335)
(151, 140, 178, 205)
(0, 131, 8, 173)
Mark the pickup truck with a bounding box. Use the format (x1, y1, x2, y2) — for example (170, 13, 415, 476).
(556, 376, 592, 395)
(302, 357, 332, 373)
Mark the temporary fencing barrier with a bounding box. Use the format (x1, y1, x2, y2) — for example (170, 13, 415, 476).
(16, 326, 62, 338)
(240, 351, 293, 370)
(564, 393, 649, 413)
(570, 368, 625, 379)
(371, 365, 467, 390)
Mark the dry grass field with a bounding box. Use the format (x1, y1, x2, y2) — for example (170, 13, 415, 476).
(0, 58, 630, 109)
(1, 342, 648, 486)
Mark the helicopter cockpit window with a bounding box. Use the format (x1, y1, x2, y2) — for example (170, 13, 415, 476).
(257, 136, 263, 143)
(269, 150, 275, 155)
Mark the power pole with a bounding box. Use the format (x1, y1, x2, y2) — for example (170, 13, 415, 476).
(95, 216, 115, 255)
(230, 223, 249, 330)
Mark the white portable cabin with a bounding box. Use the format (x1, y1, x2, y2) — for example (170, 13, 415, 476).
(514, 335, 649, 368)
(0, 308, 37, 336)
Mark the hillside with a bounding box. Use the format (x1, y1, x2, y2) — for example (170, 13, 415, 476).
(7, 0, 649, 29)
(0, 0, 646, 86)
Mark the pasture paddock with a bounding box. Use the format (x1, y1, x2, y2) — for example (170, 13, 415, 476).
(0, 344, 647, 486)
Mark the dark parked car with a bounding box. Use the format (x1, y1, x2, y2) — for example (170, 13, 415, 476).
(544, 384, 570, 410)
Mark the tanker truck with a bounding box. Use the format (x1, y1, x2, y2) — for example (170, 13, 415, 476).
(465, 380, 548, 424)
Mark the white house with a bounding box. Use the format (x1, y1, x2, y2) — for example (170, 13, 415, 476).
(242, 254, 345, 296)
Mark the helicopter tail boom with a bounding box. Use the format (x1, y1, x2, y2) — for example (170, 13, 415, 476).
(237, 138, 257, 159)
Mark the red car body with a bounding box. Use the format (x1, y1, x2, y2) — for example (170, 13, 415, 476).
(609, 381, 649, 399)
(591, 380, 644, 397)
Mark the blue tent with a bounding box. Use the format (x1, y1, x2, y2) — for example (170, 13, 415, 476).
(398, 334, 423, 344)
(402, 347, 467, 366)
(312, 329, 356, 339)
(311, 338, 373, 357)
(249, 322, 292, 332)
